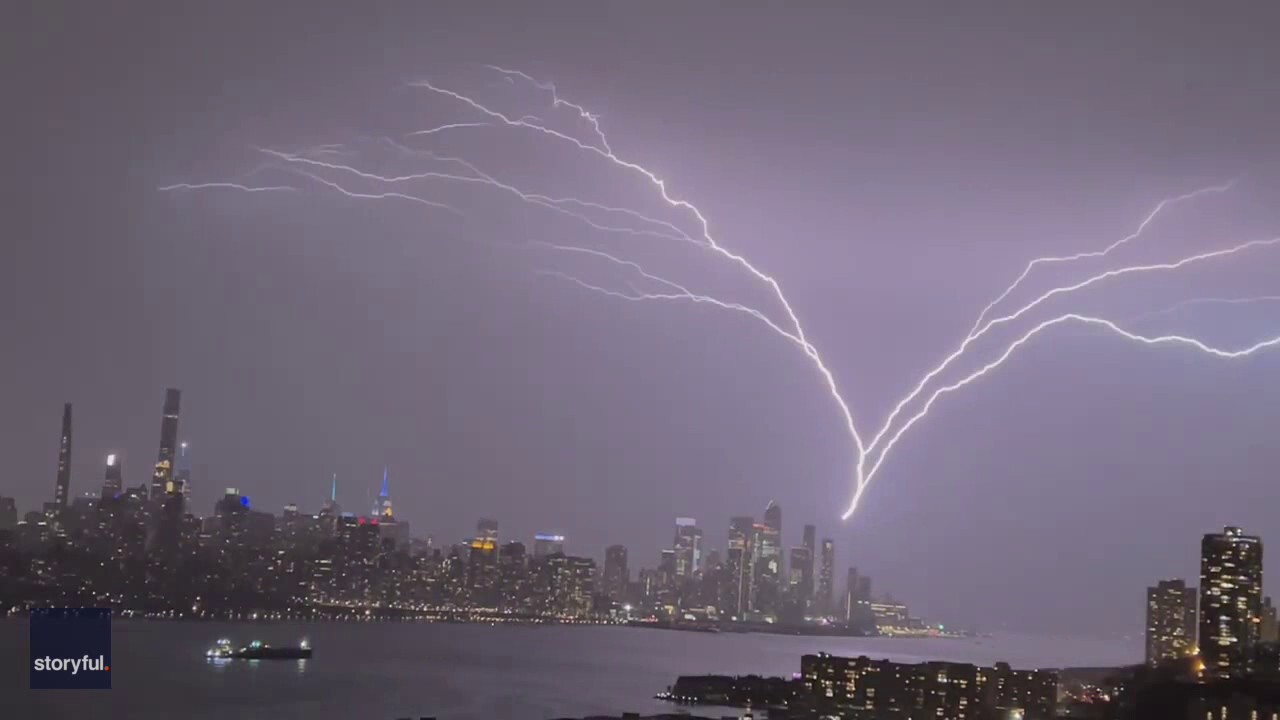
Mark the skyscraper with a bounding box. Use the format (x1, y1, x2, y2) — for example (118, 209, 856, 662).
(844, 567, 875, 626)
(725, 516, 755, 617)
(477, 518, 499, 542)
(673, 517, 702, 577)
(802, 523, 816, 603)
(174, 441, 192, 499)
(754, 503, 783, 617)
(150, 389, 181, 499)
(1199, 526, 1263, 678)
(1145, 579, 1197, 666)
(603, 544, 629, 601)
(533, 533, 565, 558)
(52, 402, 73, 513)
(101, 453, 124, 499)
(817, 538, 835, 616)
(374, 467, 393, 518)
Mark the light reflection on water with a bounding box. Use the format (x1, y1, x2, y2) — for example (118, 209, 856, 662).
(7, 620, 1138, 720)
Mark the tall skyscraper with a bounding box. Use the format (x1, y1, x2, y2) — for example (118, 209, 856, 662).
(603, 544, 629, 601)
(802, 523, 816, 602)
(725, 516, 756, 617)
(1145, 579, 1197, 666)
(374, 467, 393, 518)
(52, 402, 73, 513)
(844, 567, 873, 625)
(673, 517, 703, 577)
(101, 453, 124, 499)
(477, 518, 499, 542)
(1199, 526, 1263, 678)
(817, 538, 835, 616)
(754, 502, 783, 617)
(150, 389, 181, 499)
(174, 442, 192, 499)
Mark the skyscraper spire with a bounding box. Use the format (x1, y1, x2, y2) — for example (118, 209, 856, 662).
(375, 466, 393, 518)
(331, 473, 337, 503)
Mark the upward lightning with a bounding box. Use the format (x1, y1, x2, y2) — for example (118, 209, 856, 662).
(409, 74, 868, 461)
(846, 313, 1280, 517)
(165, 69, 1279, 522)
(965, 181, 1235, 338)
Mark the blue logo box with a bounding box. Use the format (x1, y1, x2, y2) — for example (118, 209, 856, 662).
(30, 608, 112, 689)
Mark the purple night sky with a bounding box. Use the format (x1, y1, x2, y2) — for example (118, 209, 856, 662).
(6, 1, 1279, 638)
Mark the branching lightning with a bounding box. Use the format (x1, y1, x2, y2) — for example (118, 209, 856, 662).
(164, 66, 1279, 521)
(159, 182, 298, 193)
(1132, 295, 1280, 323)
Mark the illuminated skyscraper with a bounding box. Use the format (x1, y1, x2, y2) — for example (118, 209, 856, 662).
(374, 467, 393, 518)
(101, 453, 123, 499)
(673, 517, 702, 577)
(1145, 579, 1197, 666)
(533, 533, 565, 558)
(753, 502, 782, 617)
(174, 442, 192, 499)
(1199, 526, 1263, 678)
(51, 403, 73, 514)
(817, 538, 835, 616)
(477, 518, 499, 542)
(603, 544, 629, 601)
(150, 389, 181, 499)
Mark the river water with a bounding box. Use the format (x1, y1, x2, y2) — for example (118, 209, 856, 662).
(4, 620, 1138, 719)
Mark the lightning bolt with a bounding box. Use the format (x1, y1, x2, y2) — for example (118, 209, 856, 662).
(847, 314, 1280, 517)
(408, 74, 870, 468)
(966, 181, 1235, 338)
(405, 122, 494, 137)
(159, 182, 298, 193)
(283, 168, 462, 215)
(1132, 295, 1280, 323)
(164, 69, 1278, 524)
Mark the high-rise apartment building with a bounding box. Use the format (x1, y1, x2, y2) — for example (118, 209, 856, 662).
(1199, 526, 1263, 678)
(1145, 578, 1197, 666)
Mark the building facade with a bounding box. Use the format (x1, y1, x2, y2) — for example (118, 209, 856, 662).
(1199, 526, 1264, 678)
(1145, 578, 1197, 666)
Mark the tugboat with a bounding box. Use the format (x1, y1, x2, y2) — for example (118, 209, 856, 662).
(205, 638, 312, 660)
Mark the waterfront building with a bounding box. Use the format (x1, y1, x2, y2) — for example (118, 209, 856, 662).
(1200, 526, 1263, 678)
(1145, 578, 1197, 666)
(801, 652, 1057, 719)
(673, 517, 702, 577)
(817, 538, 835, 616)
(603, 544, 628, 601)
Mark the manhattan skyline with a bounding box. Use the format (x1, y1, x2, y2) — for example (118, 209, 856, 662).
(6, 1, 1280, 638)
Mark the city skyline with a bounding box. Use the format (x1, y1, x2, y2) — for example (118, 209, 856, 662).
(7, 1, 1280, 638)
